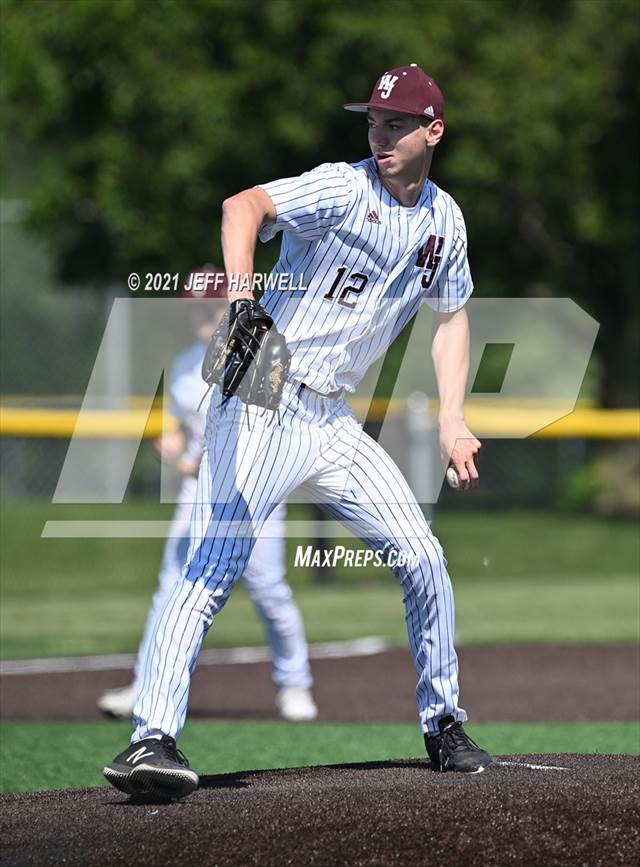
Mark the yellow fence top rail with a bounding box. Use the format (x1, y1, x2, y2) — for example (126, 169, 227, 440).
(1, 400, 638, 439)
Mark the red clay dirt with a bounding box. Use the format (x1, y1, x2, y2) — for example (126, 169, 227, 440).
(1, 645, 639, 722)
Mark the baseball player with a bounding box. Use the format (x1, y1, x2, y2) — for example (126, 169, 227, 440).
(104, 64, 492, 799)
(98, 268, 317, 724)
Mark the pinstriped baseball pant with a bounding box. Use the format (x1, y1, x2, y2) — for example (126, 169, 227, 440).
(133, 382, 466, 742)
(132, 490, 312, 693)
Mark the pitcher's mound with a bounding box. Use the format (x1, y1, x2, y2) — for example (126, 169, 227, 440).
(1, 754, 638, 866)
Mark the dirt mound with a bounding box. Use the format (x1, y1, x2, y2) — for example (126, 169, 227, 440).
(1, 754, 638, 866)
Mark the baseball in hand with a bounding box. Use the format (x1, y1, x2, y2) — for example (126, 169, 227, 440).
(446, 465, 470, 491)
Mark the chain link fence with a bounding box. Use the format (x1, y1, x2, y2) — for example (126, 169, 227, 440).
(1, 416, 634, 517)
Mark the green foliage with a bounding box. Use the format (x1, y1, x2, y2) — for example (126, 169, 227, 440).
(1, 0, 639, 400)
(557, 462, 600, 511)
(1, 719, 638, 792)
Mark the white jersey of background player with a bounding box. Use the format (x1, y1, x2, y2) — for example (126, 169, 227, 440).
(104, 65, 492, 799)
(98, 268, 316, 723)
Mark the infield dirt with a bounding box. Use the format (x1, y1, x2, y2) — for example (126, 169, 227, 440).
(2, 645, 639, 722)
(1, 645, 639, 864)
(1, 754, 639, 866)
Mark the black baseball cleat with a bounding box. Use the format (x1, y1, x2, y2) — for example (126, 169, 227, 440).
(103, 735, 199, 799)
(425, 716, 492, 773)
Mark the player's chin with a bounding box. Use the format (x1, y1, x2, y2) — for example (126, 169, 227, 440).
(375, 156, 396, 172)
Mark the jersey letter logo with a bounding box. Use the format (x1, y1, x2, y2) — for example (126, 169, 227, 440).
(377, 75, 399, 99)
(416, 235, 445, 289)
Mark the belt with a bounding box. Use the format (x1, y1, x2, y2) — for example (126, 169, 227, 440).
(297, 382, 344, 400)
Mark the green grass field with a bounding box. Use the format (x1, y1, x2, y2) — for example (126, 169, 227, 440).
(1, 720, 638, 793)
(1, 502, 638, 795)
(1, 575, 637, 660)
(1, 502, 638, 658)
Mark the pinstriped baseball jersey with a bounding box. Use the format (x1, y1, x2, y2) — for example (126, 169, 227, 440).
(102, 65, 496, 796)
(130, 157, 471, 746)
(258, 157, 472, 394)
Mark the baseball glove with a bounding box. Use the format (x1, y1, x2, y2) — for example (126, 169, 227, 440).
(202, 298, 291, 411)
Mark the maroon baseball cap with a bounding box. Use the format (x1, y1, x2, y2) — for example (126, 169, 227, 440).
(180, 264, 228, 300)
(344, 64, 444, 121)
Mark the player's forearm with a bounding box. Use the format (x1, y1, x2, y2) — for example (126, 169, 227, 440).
(221, 187, 276, 301)
(431, 308, 470, 423)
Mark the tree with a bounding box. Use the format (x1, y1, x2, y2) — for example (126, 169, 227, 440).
(2, 0, 638, 402)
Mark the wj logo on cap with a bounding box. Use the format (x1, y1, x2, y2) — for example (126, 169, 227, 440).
(377, 74, 398, 99)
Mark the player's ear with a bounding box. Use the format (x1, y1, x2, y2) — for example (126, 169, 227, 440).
(425, 118, 444, 147)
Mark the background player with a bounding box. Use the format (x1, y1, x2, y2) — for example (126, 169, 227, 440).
(104, 64, 492, 798)
(98, 266, 317, 723)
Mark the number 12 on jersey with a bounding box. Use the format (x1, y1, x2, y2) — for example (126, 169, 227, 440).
(323, 267, 369, 309)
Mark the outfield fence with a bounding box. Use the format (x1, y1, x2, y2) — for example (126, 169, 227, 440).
(1, 396, 638, 512)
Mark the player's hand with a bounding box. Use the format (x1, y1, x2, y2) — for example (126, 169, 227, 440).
(175, 454, 200, 478)
(439, 419, 481, 490)
(153, 430, 186, 464)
